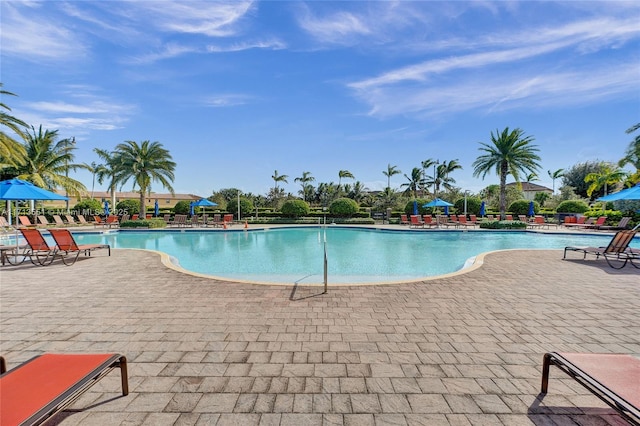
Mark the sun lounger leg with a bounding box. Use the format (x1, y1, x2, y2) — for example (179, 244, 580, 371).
(541, 353, 551, 393)
(119, 355, 129, 395)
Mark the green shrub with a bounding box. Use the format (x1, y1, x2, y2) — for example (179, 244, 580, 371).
(453, 196, 482, 215)
(120, 219, 166, 228)
(508, 199, 539, 216)
(329, 198, 359, 217)
(280, 199, 310, 218)
(73, 198, 103, 216)
(403, 199, 428, 215)
(230, 197, 254, 216)
(116, 199, 140, 216)
(479, 220, 527, 229)
(173, 200, 191, 215)
(556, 200, 589, 213)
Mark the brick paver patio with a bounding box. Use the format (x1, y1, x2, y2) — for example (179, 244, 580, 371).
(1, 245, 638, 425)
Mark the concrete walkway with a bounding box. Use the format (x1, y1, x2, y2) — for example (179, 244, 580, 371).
(1, 247, 638, 425)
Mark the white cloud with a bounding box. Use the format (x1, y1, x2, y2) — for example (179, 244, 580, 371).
(202, 94, 253, 108)
(0, 2, 87, 61)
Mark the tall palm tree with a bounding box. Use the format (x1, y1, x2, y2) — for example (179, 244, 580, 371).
(338, 170, 354, 187)
(294, 171, 315, 201)
(547, 168, 564, 194)
(114, 140, 176, 217)
(383, 164, 401, 189)
(347, 181, 369, 204)
(619, 123, 640, 184)
(472, 127, 541, 219)
(13, 125, 86, 197)
(94, 148, 123, 208)
(0, 84, 27, 175)
(421, 158, 438, 196)
(585, 164, 628, 199)
(437, 159, 463, 192)
(271, 170, 288, 191)
(401, 167, 424, 198)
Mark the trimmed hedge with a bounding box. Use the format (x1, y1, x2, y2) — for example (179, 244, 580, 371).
(120, 219, 167, 228)
(479, 220, 527, 229)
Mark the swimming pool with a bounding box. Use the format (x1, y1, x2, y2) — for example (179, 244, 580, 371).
(71, 227, 638, 284)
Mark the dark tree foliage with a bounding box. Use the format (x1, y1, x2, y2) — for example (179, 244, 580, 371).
(561, 161, 608, 198)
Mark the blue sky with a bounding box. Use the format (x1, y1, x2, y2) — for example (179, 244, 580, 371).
(2, 1, 639, 198)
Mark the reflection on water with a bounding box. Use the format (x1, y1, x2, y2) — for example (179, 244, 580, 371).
(74, 228, 631, 284)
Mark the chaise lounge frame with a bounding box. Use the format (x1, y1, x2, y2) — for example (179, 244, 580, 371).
(0, 353, 128, 426)
(541, 352, 640, 425)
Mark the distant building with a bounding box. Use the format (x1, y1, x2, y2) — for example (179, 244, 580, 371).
(505, 182, 553, 201)
(48, 190, 204, 209)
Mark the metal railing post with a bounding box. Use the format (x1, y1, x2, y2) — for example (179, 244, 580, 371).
(323, 241, 328, 294)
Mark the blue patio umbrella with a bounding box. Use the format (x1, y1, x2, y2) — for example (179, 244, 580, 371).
(412, 200, 418, 215)
(444, 205, 449, 215)
(597, 183, 640, 201)
(189, 201, 195, 216)
(0, 178, 68, 225)
(423, 198, 454, 208)
(528, 201, 535, 217)
(104, 201, 110, 216)
(191, 198, 218, 216)
(479, 201, 486, 217)
(154, 199, 159, 217)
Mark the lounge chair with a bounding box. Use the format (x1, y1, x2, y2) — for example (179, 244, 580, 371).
(223, 214, 234, 226)
(527, 215, 558, 229)
(565, 216, 591, 228)
(563, 230, 637, 269)
(0, 353, 128, 426)
(0, 216, 16, 231)
(422, 215, 438, 228)
(582, 216, 607, 229)
(208, 214, 223, 227)
(18, 215, 38, 228)
(541, 352, 640, 425)
(9, 229, 58, 266)
(36, 215, 55, 227)
(399, 214, 410, 226)
(169, 214, 188, 227)
(597, 216, 631, 231)
(457, 215, 476, 228)
(76, 215, 91, 226)
(409, 215, 424, 228)
(52, 215, 68, 227)
(105, 215, 120, 228)
(49, 228, 110, 265)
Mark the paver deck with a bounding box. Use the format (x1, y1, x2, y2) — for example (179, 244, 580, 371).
(1, 246, 638, 425)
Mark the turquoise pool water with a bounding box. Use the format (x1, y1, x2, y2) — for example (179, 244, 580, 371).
(70, 227, 638, 284)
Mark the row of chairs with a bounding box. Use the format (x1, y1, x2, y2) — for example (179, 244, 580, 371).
(4, 228, 110, 266)
(166, 213, 234, 228)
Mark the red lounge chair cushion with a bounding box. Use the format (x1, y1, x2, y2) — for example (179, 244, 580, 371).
(0, 353, 118, 425)
(557, 353, 640, 408)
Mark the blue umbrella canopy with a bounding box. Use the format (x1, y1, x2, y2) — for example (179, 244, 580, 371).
(154, 199, 160, 217)
(412, 200, 418, 215)
(0, 178, 68, 201)
(189, 201, 195, 216)
(597, 183, 640, 201)
(528, 201, 535, 217)
(104, 201, 110, 216)
(192, 198, 218, 207)
(423, 198, 453, 208)
(479, 201, 486, 217)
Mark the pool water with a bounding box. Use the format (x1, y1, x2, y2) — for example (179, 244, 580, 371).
(71, 227, 637, 284)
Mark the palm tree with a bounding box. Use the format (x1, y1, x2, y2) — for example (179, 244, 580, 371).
(294, 171, 315, 201)
(619, 123, 640, 184)
(271, 170, 288, 191)
(338, 170, 354, 187)
(421, 158, 438, 196)
(472, 127, 541, 219)
(347, 181, 368, 204)
(547, 168, 564, 194)
(0, 84, 27, 175)
(94, 148, 123, 208)
(13, 125, 86, 198)
(114, 140, 176, 217)
(383, 164, 401, 189)
(437, 159, 463, 192)
(585, 164, 628, 199)
(401, 167, 424, 198)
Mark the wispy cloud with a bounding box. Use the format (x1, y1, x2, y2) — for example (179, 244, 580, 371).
(347, 14, 640, 118)
(201, 94, 254, 108)
(0, 2, 87, 61)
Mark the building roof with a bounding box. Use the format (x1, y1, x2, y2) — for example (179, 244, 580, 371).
(505, 182, 552, 192)
(54, 190, 204, 200)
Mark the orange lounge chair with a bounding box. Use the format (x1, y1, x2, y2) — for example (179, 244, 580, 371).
(409, 215, 424, 228)
(49, 228, 110, 265)
(0, 353, 128, 426)
(422, 215, 438, 228)
(563, 230, 637, 269)
(541, 352, 640, 425)
(223, 214, 234, 226)
(18, 215, 38, 228)
(12, 228, 58, 266)
(51, 215, 68, 227)
(399, 214, 410, 226)
(457, 215, 476, 228)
